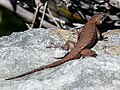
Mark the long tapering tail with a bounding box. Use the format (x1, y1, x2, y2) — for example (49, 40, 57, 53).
(5, 58, 72, 80)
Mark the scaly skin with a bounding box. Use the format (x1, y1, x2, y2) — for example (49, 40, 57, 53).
(5, 13, 106, 80)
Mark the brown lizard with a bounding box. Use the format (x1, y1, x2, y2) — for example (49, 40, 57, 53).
(5, 13, 106, 80)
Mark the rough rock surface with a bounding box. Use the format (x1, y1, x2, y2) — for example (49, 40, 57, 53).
(0, 28, 120, 90)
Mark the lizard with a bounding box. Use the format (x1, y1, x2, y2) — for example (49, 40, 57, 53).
(5, 13, 106, 80)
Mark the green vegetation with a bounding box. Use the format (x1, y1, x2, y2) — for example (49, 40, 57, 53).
(0, 7, 27, 36)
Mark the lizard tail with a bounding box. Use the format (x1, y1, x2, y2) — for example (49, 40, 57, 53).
(5, 58, 71, 80)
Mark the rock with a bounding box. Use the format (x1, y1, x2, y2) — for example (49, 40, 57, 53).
(110, 0, 120, 8)
(0, 28, 120, 90)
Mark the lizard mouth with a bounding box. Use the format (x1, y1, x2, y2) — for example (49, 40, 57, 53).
(96, 19, 103, 25)
(98, 20, 103, 24)
(97, 13, 107, 24)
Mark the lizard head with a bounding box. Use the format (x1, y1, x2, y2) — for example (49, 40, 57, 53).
(90, 13, 107, 25)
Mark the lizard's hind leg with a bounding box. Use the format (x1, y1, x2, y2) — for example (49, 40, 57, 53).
(46, 40, 75, 51)
(81, 49, 97, 57)
(63, 40, 75, 50)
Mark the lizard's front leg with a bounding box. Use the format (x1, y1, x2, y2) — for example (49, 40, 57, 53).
(96, 27, 103, 40)
(96, 27, 107, 41)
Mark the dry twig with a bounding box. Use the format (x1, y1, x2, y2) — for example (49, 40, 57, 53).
(47, 8, 60, 27)
(30, 0, 42, 29)
(39, 1, 48, 28)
